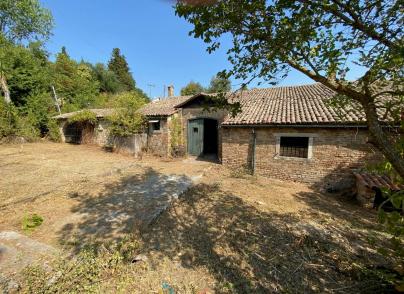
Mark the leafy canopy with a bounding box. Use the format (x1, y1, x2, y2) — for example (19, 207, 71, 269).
(180, 81, 205, 95)
(207, 73, 231, 93)
(0, 0, 53, 43)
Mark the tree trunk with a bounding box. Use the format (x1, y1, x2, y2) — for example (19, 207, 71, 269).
(0, 73, 11, 104)
(362, 99, 404, 179)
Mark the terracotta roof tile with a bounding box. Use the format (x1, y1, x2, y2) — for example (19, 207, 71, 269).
(223, 83, 372, 125)
(139, 95, 192, 116)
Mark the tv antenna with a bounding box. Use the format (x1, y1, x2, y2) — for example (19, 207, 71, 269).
(147, 83, 156, 99)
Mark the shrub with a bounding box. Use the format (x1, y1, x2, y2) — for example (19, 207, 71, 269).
(0, 101, 40, 141)
(170, 116, 184, 157)
(107, 91, 147, 137)
(22, 214, 44, 232)
(46, 118, 61, 142)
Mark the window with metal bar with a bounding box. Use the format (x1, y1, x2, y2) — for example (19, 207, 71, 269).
(279, 137, 309, 158)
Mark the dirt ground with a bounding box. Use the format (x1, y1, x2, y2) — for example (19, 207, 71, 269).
(0, 142, 396, 293)
(0, 142, 211, 249)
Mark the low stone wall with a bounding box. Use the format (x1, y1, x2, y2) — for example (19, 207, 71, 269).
(110, 134, 147, 158)
(222, 126, 383, 189)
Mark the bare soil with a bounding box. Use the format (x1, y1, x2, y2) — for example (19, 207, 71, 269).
(0, 142, 395, 293)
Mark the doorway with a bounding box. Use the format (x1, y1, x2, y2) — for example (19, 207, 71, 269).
(187, 118, 218, 157)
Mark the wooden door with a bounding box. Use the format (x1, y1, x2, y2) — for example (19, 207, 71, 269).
(187, 119, 204, 156)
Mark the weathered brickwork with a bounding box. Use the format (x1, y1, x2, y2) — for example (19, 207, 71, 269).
(222, 127, 383, 189)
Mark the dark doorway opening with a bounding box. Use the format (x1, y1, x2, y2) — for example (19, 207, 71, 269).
(203, 119, 218, 157)
(64, 122, 82, 144)
(63, 122, 95, 144)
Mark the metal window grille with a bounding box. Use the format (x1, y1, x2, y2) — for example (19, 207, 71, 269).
(280, 137, 309, 158)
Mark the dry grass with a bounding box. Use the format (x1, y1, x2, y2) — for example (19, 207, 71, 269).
(0, 142, 396, 293)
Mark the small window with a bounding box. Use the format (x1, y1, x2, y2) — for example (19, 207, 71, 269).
(193, 127, 198, 133)
(280, 137, 309, 158)
(149, 120, 160, 132)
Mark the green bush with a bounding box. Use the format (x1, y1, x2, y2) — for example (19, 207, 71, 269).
(22, 214, 44, 232)
(107, 91, 147, 137)
(0, 101, 40, 141)
(46, 118, 61, 142)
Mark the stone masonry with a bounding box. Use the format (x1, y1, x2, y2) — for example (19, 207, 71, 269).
(222, 127, 383, 189)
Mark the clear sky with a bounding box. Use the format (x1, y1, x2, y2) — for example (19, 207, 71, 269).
(39, 0, 318, 98)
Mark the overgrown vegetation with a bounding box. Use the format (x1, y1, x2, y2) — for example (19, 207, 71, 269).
(0, 0, 149, 143)
(22, 236, 140, 293)
(170, 115, 185, 157)
(68, 110, 97, 125)
(107, 92, 147, 137)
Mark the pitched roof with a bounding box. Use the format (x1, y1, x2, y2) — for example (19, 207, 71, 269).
(53, 108, 115, 120)
(223, 83, 368, 125)
(139, 95, 192, 116)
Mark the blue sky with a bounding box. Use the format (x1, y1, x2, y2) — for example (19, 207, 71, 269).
(40, 0, 317, 98)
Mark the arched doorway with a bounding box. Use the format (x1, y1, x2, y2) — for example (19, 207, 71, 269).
(187, 118, 218, 157)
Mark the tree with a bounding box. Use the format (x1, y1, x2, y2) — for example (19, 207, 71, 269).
(176, 0, 404, 179)
(52, 47, 99, 112)
(207, 74, 231, 93)
(92, 63, 123, 94)
(0, 0, 53, 103)
(108, 48, 136, 92)
(180, 81, 205, 95)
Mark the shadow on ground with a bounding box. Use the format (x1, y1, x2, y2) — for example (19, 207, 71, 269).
(58, 167, 192, 254)
(141, 183, 394, 293)
(57, 168, 395, 293)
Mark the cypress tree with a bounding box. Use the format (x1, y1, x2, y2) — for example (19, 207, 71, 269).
(107, 48, 135, 92)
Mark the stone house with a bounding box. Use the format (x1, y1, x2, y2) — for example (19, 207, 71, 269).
(140, 83, 385, 189)
(55, 83, 386, 189)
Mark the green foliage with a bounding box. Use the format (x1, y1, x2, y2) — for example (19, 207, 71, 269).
(107, 92, 147, 137)
(108, 48, 136, 92)
(92, 63, 123, 94)
(68, 110, 97, 125)
(180, 81, 205, 96)
(0, 99, 40, 140)
(22, 236, 140, 293)
(170, 115, 185, 157)
(207, 73, 231, 93)
(22, 213, 43, 232)
(0, 0, 53, 43)
(52, 48, 100, 111)
(46, 118, 61, 142)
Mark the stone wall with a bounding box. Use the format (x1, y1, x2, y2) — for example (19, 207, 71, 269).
(222, 126, 383, 189)
(147, 118, 169, 157)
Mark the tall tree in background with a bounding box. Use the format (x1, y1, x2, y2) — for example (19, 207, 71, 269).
(92, 63, 122, 94)
(207, 74, 231, 93)
(0, 0, 53, 103)
(180, 81, 205, 95)
(108, 48, 136, 92)
(176, 0, 404, 178)
(53, 47, 99, 111)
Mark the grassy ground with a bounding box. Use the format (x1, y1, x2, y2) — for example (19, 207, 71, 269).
(0, 142, 396, 293)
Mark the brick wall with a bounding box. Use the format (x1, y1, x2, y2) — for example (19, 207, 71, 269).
(222, 127, 383, 189)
